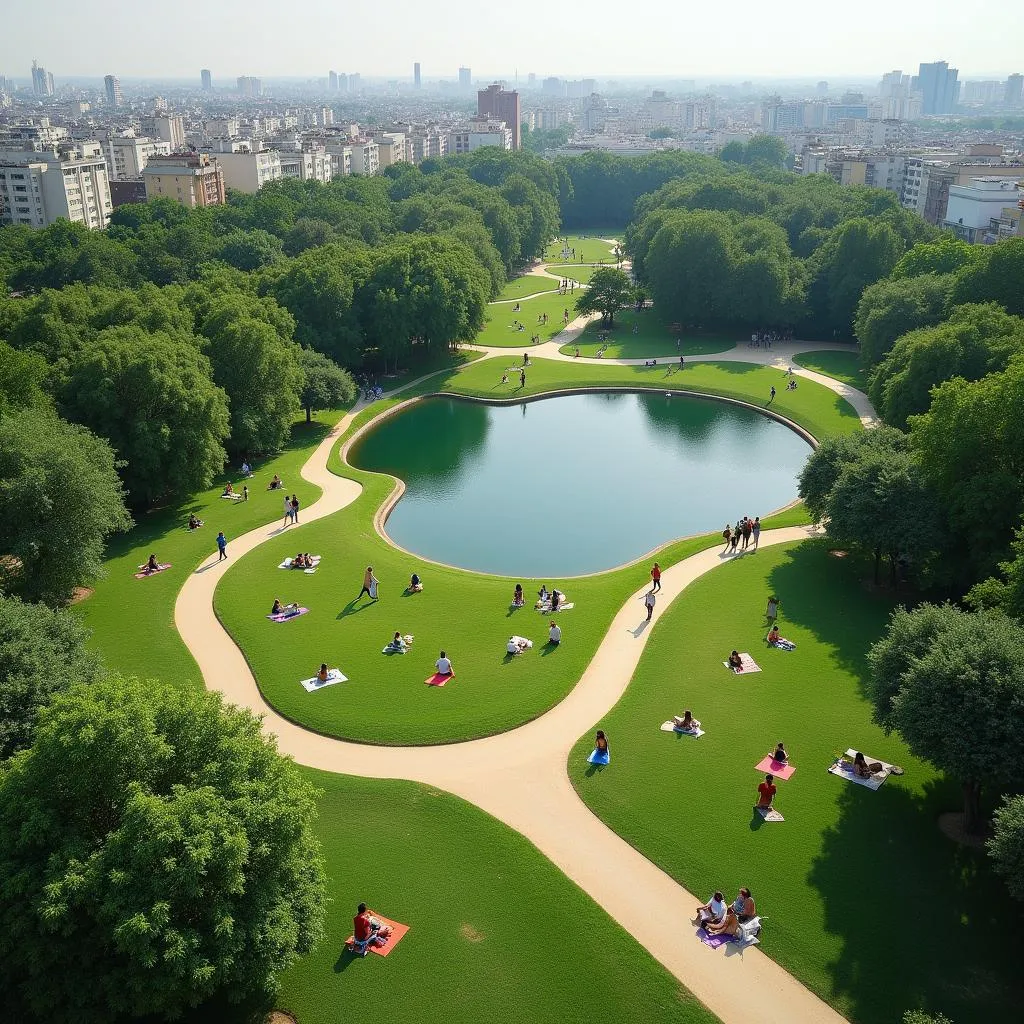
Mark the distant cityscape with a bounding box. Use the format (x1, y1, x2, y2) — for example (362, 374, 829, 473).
(1, 59, 1022, 242)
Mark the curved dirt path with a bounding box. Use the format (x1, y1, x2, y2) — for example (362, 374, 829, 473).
(174, 347, 870, 1023)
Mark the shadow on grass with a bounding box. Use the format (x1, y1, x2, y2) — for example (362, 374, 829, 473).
(337, 599, 376, 619)
(807, 777, 1024, 1023)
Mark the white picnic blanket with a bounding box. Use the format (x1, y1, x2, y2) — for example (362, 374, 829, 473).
(723, 653, 761, 673)
(299, 669, 347, 693)
(660, 721, 705, 737)
(537, 599, 573, 613)
(382, 635, 415, 654)
(828, 748, 896, 791)
(220, 493, 243, 501)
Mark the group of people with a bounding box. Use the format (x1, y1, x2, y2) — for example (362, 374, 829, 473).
(748, 328, 793, 349)
(535, 584, 566, 611)
(282, 494, 301, 526)
(289, 552, 315, 569)
(696, 888, 757, 938)
(558, 279, 576, 295)
(271, 598, 301, 617)
(222, 481, 248, 501)
(187, 514, 203, 531)
(723, 516, 761, 553)
(268, 474, 284, 490)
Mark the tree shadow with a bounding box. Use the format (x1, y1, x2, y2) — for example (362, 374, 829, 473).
(807, 776, 1024, 1022)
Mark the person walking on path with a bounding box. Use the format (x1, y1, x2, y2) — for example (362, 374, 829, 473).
(358, 566, 378, 601)
(216, 531, 227, 561)
(650, 562, 662, 592)
(752, 516, 761, 550)
(291, 494, 300, 524)
(741, 518, 752, 550)
(722, 524, 732, 551)
(644, 589, 656, 622)
(283, 495, 293, 527)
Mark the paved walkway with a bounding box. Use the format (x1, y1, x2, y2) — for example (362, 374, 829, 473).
(173, 256, 874, 1023)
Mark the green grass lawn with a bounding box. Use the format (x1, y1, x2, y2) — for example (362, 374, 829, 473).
(544, 234, 620, 263)
(545, 263, 605, 284)
(475, 291, 580, 347)
(793, 349, 870, 392)
(495, 274, 561, 300)
(568, 541, 1024, 1024)
(265, 770, 717, 1024)
(560, 309, 741, 359)
(75, 411, 347, 688)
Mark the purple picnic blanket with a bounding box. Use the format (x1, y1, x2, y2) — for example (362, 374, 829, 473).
(267, 607, 309, 622)
(697, 927, 735, 948)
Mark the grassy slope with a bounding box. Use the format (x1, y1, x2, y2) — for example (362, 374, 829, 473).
(476, 291, 582, 347)
(272, 770, 717, 1024)
(793, 349, 869, 392)
(495, 274, 561, 300)
(544, 234, 619, 262)
(545, 263, 604, 284)
(560, 309, 744, 360)
(568, 541, 1024, 1024)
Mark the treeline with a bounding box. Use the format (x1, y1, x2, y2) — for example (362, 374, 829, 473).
(625, 168, 937, 336)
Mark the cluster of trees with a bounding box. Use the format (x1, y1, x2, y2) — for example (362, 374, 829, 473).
(0, 595, 325, 1021)
(625, 168, 935, 336)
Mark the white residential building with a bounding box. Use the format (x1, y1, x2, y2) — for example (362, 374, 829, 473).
(348, 139, 379, 175)
(944, 177, 1024, 243)
(277, 144, 332, 183)
(448, 120, 512, 154)
(104, 134, 171, 179)
(152, 114, 185, 150)
(214, 149, 283, 192)
(0, 142, 112, 229)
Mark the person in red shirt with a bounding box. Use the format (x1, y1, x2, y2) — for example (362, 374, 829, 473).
(650, 562, 662, 592)
(353, 902, 393, 949)
(755, 774, 777, 810)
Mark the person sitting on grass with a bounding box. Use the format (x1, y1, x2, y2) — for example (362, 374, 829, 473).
(755, 774, 777, 810)
(537, 584, 550, 605)
(696, 891, 726, 926)
(435, 650, 453, 678)
(223, 481, 235, 496)
(241, 461, 252, 477)
(766, 625, 796, 650)
(316, 663, 331, 683)
(507, 635, 531, 655)
(550, 588, 562, 611)
(549, 620, 562, 646)
(672, 710, 700, 733)
(268, 474, 282, 490)
(733, 888, 756, 922)
(728, 650, 744, 671)
(408, 572, 423, 593)
(851, 751, 884, 778)
(771, 742, 788, 764)
(353, 903, 393, 952)
(187, 514, 202, 531)
(144, 554, 161, 573)
(512, 583, 525, 607)
(387, 631, 408, 652)
(707, 905, 741, 938)
(271, 599, 299, 617)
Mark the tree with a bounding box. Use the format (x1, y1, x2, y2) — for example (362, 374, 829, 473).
(950, 236, 1024, 315)
(854, 273, 955, 368)
(217, 228, 285, 271)
(0, 595, 103, 759)
(574, 267, 633, 325)
(58, 326, 230, 505)
(967, 521, 1024, 618)
(870, 303, 1024, 428)
(0, 675, 325, 1021)
(0, 409, 132, 606)
(297, 348, 356, 423)
(743, 134, 788, 168)
(990, 795, 1024, 901)
(0, 341, 49, 415)
(868, 605, 1024, 833)
(903, 1012, 954, 1024)
(891, 235, 982, 279)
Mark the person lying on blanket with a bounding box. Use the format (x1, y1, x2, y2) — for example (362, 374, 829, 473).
(733, 888, 756, 923)
(850, 751, 885, 778)
(766, 625, 795, 649)
(354, 903, 393, 948)
(271, 599, 299, 617)
(387, 632, 408, 652)
(672, 710, 700, 733)
(707, 905, 741, 938)
(144, 554, 161, 574)
(696, 891, 726, 925)
(755, 774, 777, 810)
(728, 650, 744, 671)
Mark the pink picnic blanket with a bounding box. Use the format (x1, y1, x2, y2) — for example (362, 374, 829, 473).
(754, 756, 796, 780)
(134, 563, 171, 579)
(267, 607, 309, 622)
(425, 672, 455, 687)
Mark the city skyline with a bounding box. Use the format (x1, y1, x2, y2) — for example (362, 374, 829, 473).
(2, 0, 1021, 80)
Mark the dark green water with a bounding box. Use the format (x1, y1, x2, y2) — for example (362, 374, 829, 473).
(351, 393, 811, 576)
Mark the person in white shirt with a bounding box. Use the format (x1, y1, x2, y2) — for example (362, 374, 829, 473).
(506, 636, 532, 655)
(549, 621, 562, 645)
(644, 589, 656, 621)
(696, 891, 727, 925)
(435, 651, 453, 676)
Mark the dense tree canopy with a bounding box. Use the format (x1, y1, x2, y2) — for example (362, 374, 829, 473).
(990, 795, 1024, 902)
(0, 675, 326, 1022)
(575, 267, 633, 324)
(0, 595, 103, 759)
(297, 348, 356, 423)
(0, 408, 132, 605)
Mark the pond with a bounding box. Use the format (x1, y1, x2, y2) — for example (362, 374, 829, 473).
(350, 392, 812, 577)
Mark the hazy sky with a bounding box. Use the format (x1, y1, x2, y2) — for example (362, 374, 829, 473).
(4, 0, 1021, 81)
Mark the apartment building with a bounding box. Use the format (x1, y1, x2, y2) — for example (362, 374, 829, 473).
(277, 144, 332, 183)
(103, 134, 170, 179)
(142, 152, 225, 208)
(477, 83, 521, 149)
(944, 177, 1024, 242)
(348, 139, 379, 175)
(0, 141, 112, 228)
(214, 149, 283, 192)
(448, 119, 512, 154)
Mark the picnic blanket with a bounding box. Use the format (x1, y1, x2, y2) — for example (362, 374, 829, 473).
(723, 653, 761, 673)
(134, 563, 171, 579)
(382, 635, 415, 654)
(279, 556, 322, 571)
(220, 493, 243, 501)
(587, 748, 610, 765)
(299, 669, 346, 693)
(767, 639, 797, 651)
(425, 672, 454, 687)
(754, 806, 785, 822)
(828, 748, 897, 791)
(537, 597, 573, 613)
(754, 756, 796, 780)
(660, 721, 705, 737)
(267, 607, 309, 622)
(346, 915, 410, 958)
